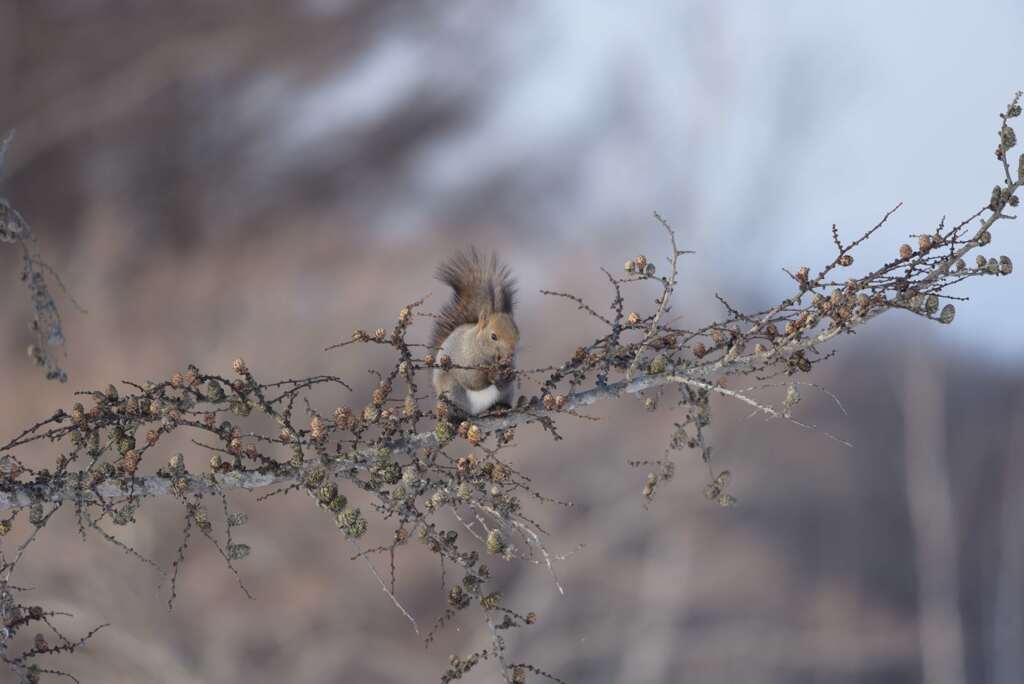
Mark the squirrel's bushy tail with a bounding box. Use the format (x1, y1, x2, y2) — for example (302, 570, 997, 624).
(431, 248, 517, 352)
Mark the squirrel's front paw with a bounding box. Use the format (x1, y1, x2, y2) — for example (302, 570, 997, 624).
(487, 363, 516, 386)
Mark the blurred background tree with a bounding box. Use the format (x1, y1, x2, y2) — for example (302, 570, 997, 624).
(1, 1, 1022, 682)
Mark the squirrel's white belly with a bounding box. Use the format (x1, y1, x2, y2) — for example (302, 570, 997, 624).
(465, 385, 501, 415)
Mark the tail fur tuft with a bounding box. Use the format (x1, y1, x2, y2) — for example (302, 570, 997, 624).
(430, 248, 516, 352)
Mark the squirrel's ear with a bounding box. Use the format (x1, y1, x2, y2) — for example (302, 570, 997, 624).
(476, 307, 491, 328)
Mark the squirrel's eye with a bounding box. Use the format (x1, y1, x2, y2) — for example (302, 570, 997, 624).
(490, 332, 498, 341)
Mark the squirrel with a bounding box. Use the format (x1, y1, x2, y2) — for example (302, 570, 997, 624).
(431, 248, 519, 416)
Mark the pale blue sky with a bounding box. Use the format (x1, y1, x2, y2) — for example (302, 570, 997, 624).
(279, 0, 1024, 358)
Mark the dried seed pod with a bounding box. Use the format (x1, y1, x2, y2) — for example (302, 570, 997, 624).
(123, 450, 140, 474)
(899, 244, 913, 260)
(430, 423, 451, 443)
(838, 254, 854, 267)
(990, 185, 1004, 210)
(205, 380, 225, 402)
(1001, 124, 1017, 150)
(310, 416, 327, 440)
(491, 463, 509, 482)
(225, 542, 252, 560)
(29, 502, 45, 526)
(648, 354, 668, 374)
(316, 481, 338, 504)
(334, 406, 352, 427)
(486, 529, 505, 555)
(789, 352, 811, 373)
(339, 509, 368, 538)
(939, 303, 956, 324)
